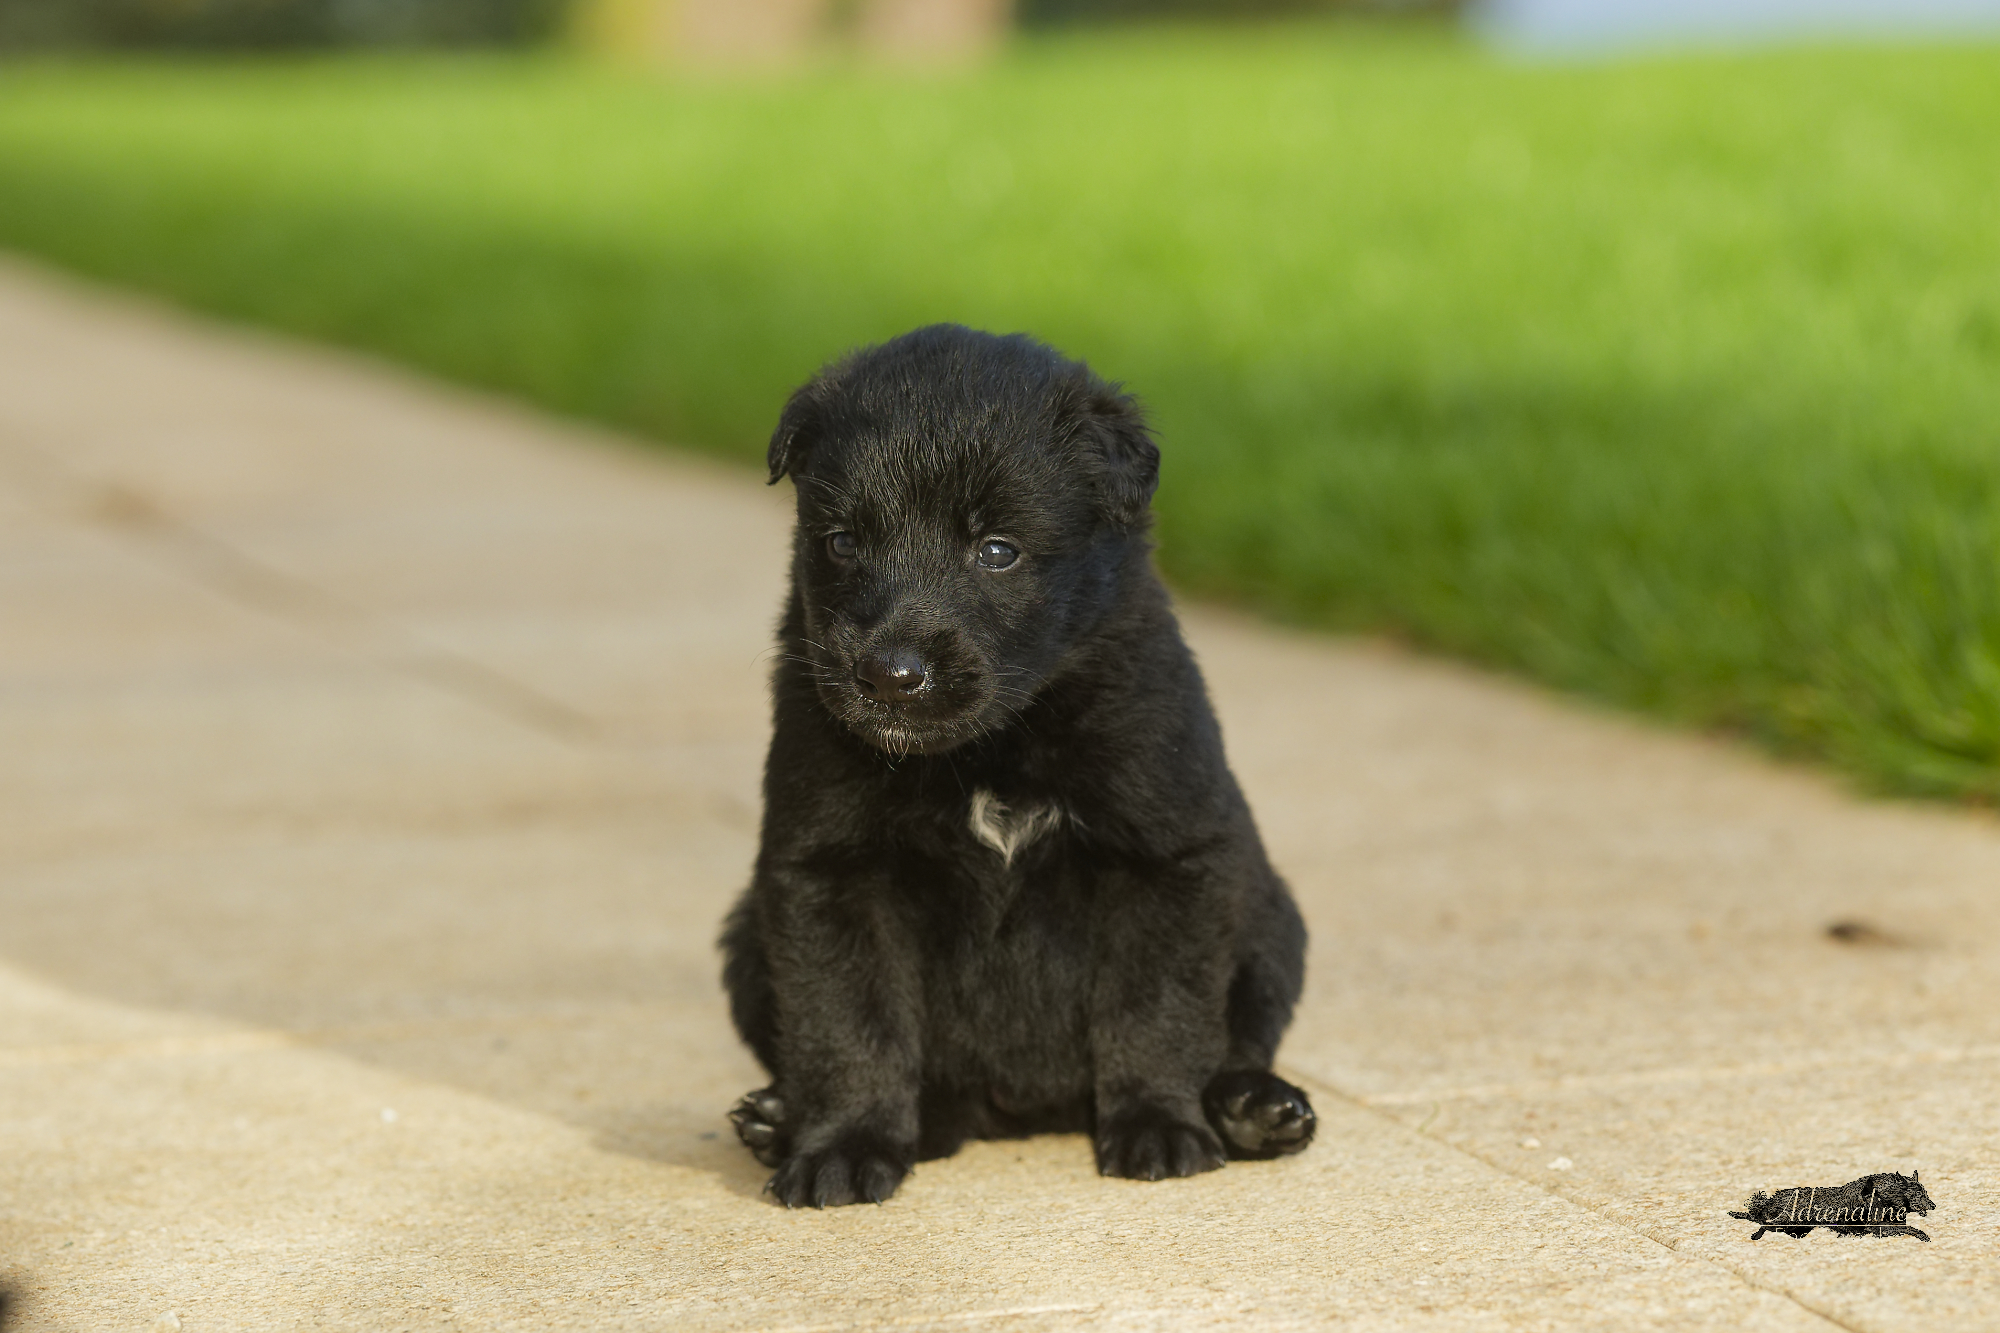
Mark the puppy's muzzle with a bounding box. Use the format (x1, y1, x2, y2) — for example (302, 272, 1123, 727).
(854, 650, 929, 704)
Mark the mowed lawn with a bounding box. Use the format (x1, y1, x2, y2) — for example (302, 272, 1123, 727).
(2, 28, 1998, 796)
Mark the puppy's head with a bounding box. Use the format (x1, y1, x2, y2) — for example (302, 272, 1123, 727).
(769, 324, 1159, 756)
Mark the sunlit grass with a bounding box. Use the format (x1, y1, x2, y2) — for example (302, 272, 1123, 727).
(2, 27, 1998, 794)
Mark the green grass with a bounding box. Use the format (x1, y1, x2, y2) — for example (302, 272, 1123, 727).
(3, 29, 1999, 796)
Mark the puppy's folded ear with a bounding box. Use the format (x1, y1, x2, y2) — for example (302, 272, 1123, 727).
(1067, 381, 1160, 529)
(767, 383, 823, 485)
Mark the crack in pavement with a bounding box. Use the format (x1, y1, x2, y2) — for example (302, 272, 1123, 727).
(0, 439, 757, 833)
(1357, 1041, 2000, 1107)
(1293, 1069, 1867, 1332)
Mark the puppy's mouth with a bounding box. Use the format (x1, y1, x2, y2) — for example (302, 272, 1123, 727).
(830, 691, 988, 756)
(807, 660, 999, 755)
(854, 719, 970, 757)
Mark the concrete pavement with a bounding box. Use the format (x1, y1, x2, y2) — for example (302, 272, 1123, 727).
(0, 257, 1993, 1331)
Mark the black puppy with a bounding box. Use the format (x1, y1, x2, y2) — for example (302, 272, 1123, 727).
(721, 325, 1315, 1208)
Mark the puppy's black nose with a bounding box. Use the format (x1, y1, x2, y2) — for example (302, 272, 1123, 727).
(856, 651, 928, 701)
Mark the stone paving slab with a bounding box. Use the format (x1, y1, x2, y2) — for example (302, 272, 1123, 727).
(0, 256, 1994, 1331)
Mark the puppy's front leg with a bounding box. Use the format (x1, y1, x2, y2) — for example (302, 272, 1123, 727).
(760, 866, 923, 1207)
(1089, 865, 1233, 1181)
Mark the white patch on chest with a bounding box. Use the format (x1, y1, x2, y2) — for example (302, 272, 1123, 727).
(966, 788, 1062, 867)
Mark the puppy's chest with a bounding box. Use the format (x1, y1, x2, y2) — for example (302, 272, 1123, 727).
(919, 789, 1093, 1040)
(899, 786, 1074, 936)
(963, 787, 1065, 868)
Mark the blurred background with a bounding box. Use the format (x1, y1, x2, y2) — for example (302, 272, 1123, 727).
(1, 0, 1998, 799)
(7, 0, 2000, 55)
(0, 0, 1459, 59)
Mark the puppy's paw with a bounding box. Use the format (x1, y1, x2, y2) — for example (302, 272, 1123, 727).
(1095, 1105, 1226, 1182)
(728, 1087, 790, 1168)
(764, 1132, 910, 1208)
(1202, 1070, 1317, 1159)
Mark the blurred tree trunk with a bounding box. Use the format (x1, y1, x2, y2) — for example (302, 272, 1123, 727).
(859, 0, 1013, 59)
(575, 0, 1013, 65)
(675, 0, 827, 62)
(573, 0, 820, 63)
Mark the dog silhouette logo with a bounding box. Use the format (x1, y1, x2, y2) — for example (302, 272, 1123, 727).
(1730, 1171, 1935, 1241)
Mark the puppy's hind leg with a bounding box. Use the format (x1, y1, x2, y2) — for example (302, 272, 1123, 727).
(1203, 887, 1316, 1159)
(720, 899, 779, 1074)
(721, 900, 795, 1167)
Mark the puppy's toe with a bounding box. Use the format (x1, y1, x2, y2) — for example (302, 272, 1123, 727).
(1095, 1106, 1226, 1182)
(1202, 1070, 1317, 1160)
(729, 1087, 790, 1168)
(764, 1133, 911, 1208)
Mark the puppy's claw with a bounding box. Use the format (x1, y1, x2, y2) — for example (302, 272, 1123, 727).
(1095, 1106, 1226, 1182)
(810, 1155, 853, 1209)
(857, 1155, 904, 1203)
(764, 1134, 911, 1208)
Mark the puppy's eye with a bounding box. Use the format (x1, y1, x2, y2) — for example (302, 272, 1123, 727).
(826, 531, 858, 561)
(975, 539, 1019, 570)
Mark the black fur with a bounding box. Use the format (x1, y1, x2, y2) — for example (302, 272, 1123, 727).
(721, 324, 1314, 1207)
